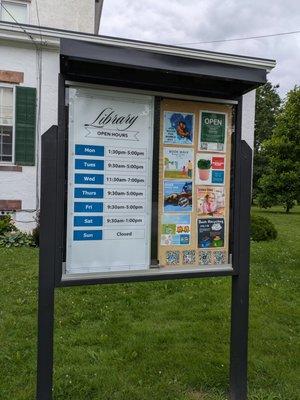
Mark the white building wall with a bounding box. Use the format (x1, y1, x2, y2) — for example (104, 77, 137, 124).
(1, 167, 37, 231)
(29, 0, 95, 33)
(39, 48, 59, 138)
(1, 0, 97, 232)
(242, 90, 256, 150)
(0, 42, 59, 232)
(0, 42, 37, 86)
(242, 89, 256, 194)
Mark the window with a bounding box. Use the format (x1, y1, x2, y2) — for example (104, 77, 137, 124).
(0, 85, 36, 166)
(0, 1, 28, 24)
(0, 87, 14, 163)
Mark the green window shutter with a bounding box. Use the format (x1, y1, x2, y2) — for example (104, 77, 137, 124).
(15, 86, 36, 166)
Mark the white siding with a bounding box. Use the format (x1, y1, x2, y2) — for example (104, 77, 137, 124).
(1, 167, 36, 231)
(29, 0, 95, 34)
(0, 43, 59, 232)
(242, 90, 256, 150)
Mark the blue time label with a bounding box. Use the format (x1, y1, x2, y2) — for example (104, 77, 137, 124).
(74, 202, 103, 213)
(74, 188, 103, 199)
(73, 230, 102, 241)
(74, 174, 104, 185)
(75, 144, 104, 157)
(74, 216, 103, 227)
(75, 159, 104, 171)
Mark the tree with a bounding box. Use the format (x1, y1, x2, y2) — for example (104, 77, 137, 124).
(257, 86, 300, 212)
(253, 82, 281, 199)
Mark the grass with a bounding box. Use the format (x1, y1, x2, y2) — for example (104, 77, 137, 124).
(0, 206, 299, 400)
(165, 171, 191, 179)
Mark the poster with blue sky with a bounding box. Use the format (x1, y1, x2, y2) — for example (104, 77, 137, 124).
(164, 147, 194, 179)
(163, 180, 193, 212)
(161, 214, 191, 246)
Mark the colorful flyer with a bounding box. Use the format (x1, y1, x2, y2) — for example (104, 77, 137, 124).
(197, 218, 225, 249)
(163, 111, 194, 145)
(163, 180, 193, 212)
(161, 214, 191, 246)
(196, 186, 225, 217)
(199, 111, 227, 152)
(195, 153, 225, 186)
(164, 147, 194, 179)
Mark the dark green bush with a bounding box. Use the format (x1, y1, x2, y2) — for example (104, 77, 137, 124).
(0, 214, 38, 248)
(0, 215, 17, 235)
(250, 214, 278, 242)
(0, 231, 36, 248)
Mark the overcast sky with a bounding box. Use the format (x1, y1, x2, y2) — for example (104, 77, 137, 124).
(100, 0, 300, 97)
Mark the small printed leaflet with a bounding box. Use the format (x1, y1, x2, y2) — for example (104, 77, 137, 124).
(164, 147, 194, 179)
(197, 218, 225, 248)
(163, 180, 193, 212)
(199, 111, 226, 152)
(163, 111, 194, 145)
(196, 186, 225, 217)
(195, 153, 225, 186)
(161, 214, 191, 246)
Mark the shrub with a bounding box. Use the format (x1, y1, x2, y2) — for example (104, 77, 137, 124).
(32, 211, 40, 247)
(0, 215, 17, 235)
(0, 231, 36, 248)
(250, 214, 277, 242)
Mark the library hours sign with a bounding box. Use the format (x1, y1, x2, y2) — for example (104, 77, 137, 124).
(66, 88, 154, 274)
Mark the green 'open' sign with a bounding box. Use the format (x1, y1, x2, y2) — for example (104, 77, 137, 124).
(199, 111, 226, 152)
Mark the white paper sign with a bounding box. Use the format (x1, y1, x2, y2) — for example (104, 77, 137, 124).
(66, 88, 154, 274)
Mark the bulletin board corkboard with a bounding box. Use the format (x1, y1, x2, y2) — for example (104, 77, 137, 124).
(157, 98, 233, 268)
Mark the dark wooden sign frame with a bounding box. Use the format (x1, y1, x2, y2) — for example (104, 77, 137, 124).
(36, 37, 271, 400)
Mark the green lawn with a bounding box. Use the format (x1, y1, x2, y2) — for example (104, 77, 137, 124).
(0, 207, 299, 400)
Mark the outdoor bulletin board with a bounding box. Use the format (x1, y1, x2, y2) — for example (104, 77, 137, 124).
(63, 87, 233, 279)
(158, 99, 232, 269)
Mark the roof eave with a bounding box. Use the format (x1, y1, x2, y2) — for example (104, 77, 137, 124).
(0, 21, 276, 72)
